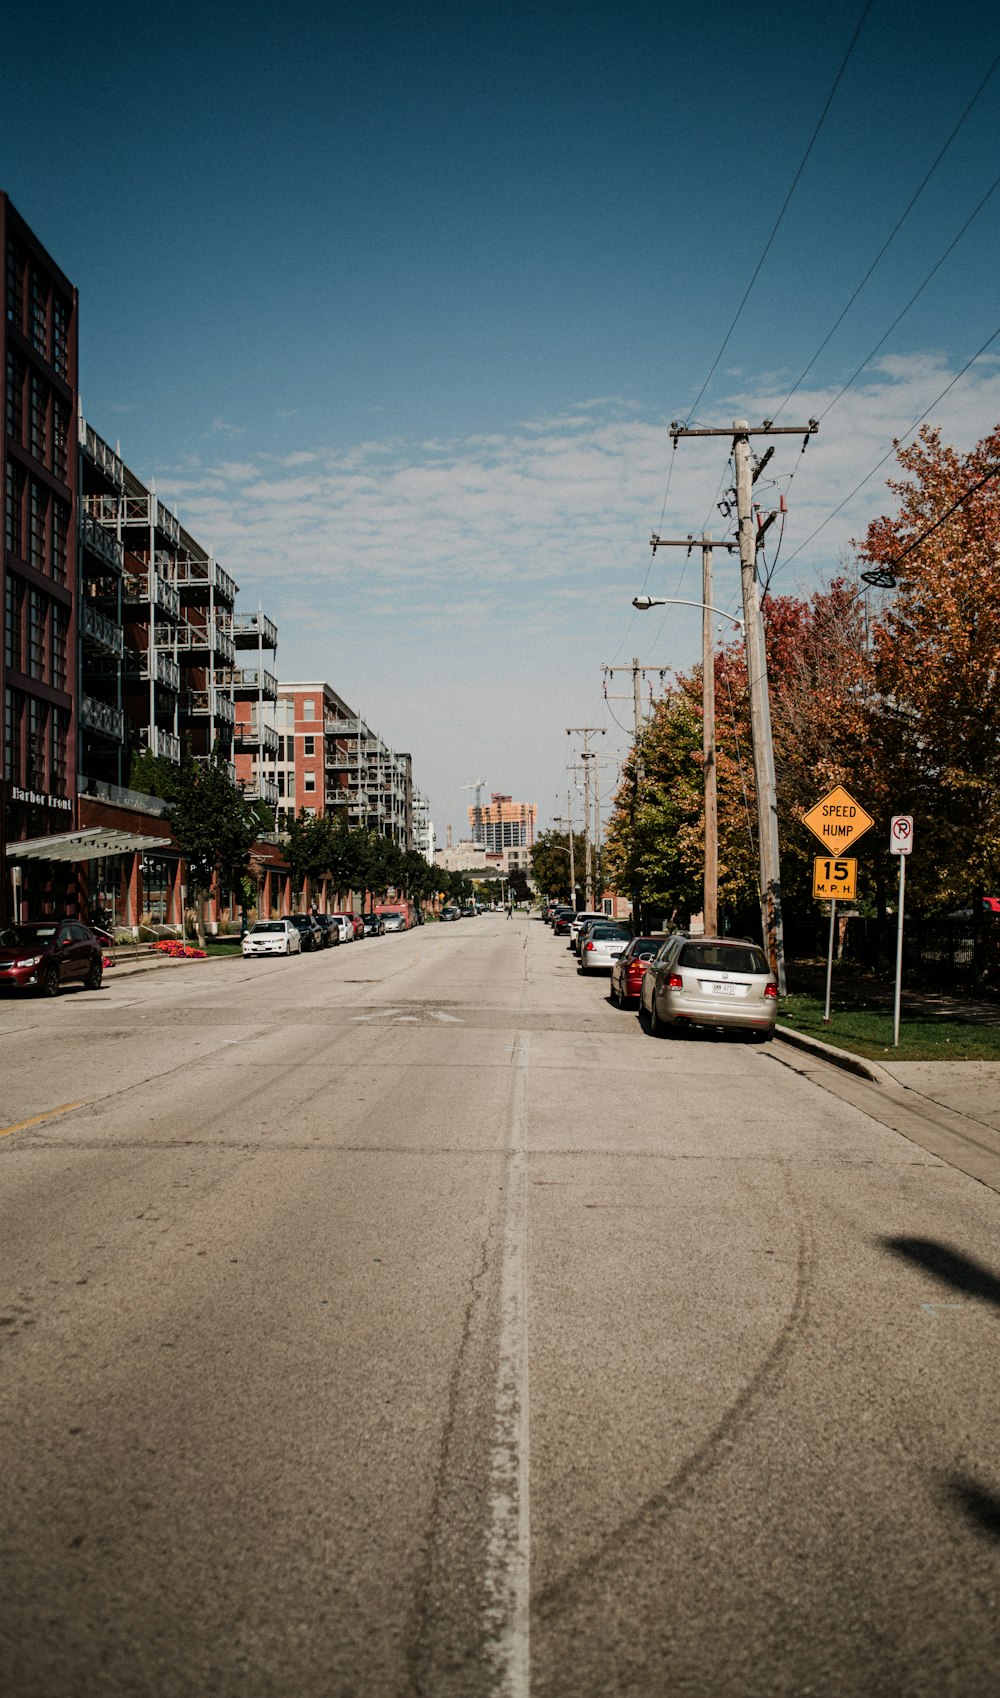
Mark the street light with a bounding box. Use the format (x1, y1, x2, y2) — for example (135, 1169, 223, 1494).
(632, 595, 743, 628)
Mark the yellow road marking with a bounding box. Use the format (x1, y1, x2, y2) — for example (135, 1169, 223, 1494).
(0, 1101, 87, 1138)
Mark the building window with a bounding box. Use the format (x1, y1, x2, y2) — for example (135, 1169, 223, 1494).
(27, 588, 46, 679)
(4, 687, 24, 782)
(5, 349, 24, 444)
(302, 699, 316, 720)
(26, 694, 46, 788)
(5, 240, 24, 332)
(50, 601, 67, 689)
(5, 572, 24, 671)
(276, 736, 285, 760)
(303, 734, 315, 756)
(5, 460, 24, 559)
(50, 499, 68, 585)
(49, 705, 68, 795)
(29, 271, 48, 358)
(304, 773, 316, 793)
(28, 479, 47, 570)
(52, 399, 69, 479)
(277, 772, 285, 797)
(52, 296, 70, 379)
(28, 374, 47, 462)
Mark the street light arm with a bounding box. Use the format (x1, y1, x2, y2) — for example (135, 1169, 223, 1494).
(632, 595, 744, 628)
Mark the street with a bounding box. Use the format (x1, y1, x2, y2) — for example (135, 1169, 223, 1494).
(2, 912, 999, 1697)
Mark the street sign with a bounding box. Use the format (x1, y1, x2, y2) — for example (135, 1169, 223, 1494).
(802, 785, 874, 853)
(889, 815, 914, 855)
(813, 856, 857, 900)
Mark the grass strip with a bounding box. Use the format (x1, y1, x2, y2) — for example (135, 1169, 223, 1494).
(779, 990, 1000, 1062)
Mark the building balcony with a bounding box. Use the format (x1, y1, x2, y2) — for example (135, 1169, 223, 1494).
(80, 601, 125, 659)
(83, 492, 180, 542)
(80, 421, 125, 486)
(80, 694, 125, 743)
(194, 753, 236, 784)
(129, 648, 181, 692)
(175, 555, 238, 606)
(184, 688, 236, 726)
(122, 571, 182, 620)
(233, 610, 278, 650)
(221, 664, 278, 700)
(235, 720, 280, 756)
(240, 774, 280, 809)
(139, 725, 181, 765)
(80, 511, 124, 572)
(177, 619, 236, 667)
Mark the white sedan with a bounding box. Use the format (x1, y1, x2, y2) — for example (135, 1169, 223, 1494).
(327, 914, 355, 943)
(242, 919, 302, 957)
(579, 921, 633, 973)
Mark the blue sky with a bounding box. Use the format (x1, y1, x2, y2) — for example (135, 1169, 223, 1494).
(5, 0, 1000, 839)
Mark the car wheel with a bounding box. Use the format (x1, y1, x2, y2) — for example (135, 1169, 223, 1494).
(84, 958, 103, 990)
(650, 997, 668, 1038)
(42, 964, 60, 997)
(750, 1029, 773, 1043)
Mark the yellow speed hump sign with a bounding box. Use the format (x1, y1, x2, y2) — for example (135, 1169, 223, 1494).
(802, 785, 874, 853)
(813, 856, 857, 900)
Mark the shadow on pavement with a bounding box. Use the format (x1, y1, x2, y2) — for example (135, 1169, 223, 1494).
(882, 1236, 1000, 1308)
(946, 1475, 1000, 1543)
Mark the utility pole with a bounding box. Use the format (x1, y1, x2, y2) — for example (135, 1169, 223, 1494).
(604, 655, 674, 932)
(669, 419, 818, 990)
(566, 727, 604, 907)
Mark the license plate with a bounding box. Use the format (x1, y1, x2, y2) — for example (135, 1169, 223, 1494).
(708, 981, 737, 995)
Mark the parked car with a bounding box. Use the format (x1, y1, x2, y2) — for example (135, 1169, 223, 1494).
(362, 912, 386, 936)
(553, 910, 576, 936)
(440, 906, 461, 922)
(327, 914, 355, 943)
(242, 918, 303, 958)
(569, 911, 609, 955)
(351, 914, 366, 939)
(288, 913, 323, 952)
(609, 935, 669, 1006)
(0, 919, 104, 995)
(579, 921, 633, 973)
(312, 914, 339, 947)
(380, 910, 407, 933)
(640, 936, 778, 1040)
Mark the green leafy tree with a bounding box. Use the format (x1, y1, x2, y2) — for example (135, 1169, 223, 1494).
(530, 830, 584, 902)
(165, 752, 258, 945)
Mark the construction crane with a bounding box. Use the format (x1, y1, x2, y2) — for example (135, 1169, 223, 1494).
(461, 777, 487, 844)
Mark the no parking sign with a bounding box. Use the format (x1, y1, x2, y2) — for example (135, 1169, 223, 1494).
(890, 815, 914, 855)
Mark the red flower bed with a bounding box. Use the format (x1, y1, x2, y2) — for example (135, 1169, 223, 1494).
(153, 940, 207, 959)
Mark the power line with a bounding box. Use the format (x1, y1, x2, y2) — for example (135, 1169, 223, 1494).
(776, 320, 1000, 571)
(772, 45, 1000, 420)
(816, 167, 1000, 425)
(861, 455, 1000, 584)
(680, 0, 875, 428)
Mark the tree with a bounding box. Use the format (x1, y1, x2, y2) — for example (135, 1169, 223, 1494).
(530, 830, 584, 902)
(165, 752, 258, 945)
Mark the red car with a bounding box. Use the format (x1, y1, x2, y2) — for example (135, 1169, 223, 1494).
(609, 935, 667, 1008)
(0, 919, 104, 996)
(351, 914, 366, 938)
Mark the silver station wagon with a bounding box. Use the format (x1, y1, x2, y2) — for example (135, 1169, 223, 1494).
(640, 936, 778, 1041)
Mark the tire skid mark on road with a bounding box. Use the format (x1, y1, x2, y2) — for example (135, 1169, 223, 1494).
(535, 1162, 816, 1621)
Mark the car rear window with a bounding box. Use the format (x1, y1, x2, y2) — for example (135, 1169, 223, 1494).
(678, 942, 768, 974)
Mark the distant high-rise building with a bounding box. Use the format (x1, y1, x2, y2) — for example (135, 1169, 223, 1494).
(469, 793, 536, 854)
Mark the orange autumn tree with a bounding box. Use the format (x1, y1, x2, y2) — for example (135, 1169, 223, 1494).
(859, 425, 1000, 906)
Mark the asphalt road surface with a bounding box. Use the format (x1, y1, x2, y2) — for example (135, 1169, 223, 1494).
(2, 912, 999, 1697)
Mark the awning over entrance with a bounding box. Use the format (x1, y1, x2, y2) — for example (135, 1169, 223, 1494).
(9, 829, 172, 863)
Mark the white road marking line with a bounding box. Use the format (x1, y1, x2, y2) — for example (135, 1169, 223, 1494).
(429, 1009, 463, 1023)
(350, 1009, 403, 1022)
(485, 1031, 531, 1697)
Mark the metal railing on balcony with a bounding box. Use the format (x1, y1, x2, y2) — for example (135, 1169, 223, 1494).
(185, 689, 236, 726)
(137, 726, 181, 764)
(233, 610, 278, 649)
(177, 620, 236, 666)
(240, 774, 280, 808)
(234, 720, 280, 756)
(194, 753, 236, 784)
(122, 572, 182, 620)
(80, 694, 125, 742)
(80, 602, 124, 658)
(131, 648, 181, 691)
(223, 665, 278, 699)
(175, 555, 238, 604)
(80, 422, 125, 486)
(80, 511, 124, 571)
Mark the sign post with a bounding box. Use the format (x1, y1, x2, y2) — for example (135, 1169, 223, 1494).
(889, 815, 914, 1046)
(803, 788, 872, 1028)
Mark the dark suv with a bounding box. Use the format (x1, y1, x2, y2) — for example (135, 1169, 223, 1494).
(0, 920, 104, 995)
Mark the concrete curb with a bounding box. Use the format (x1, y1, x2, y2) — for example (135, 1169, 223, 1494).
(774, 1024, 894, 1087)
